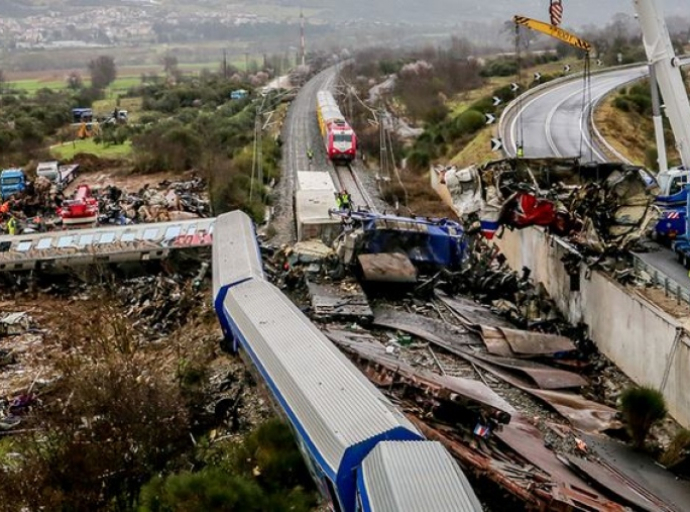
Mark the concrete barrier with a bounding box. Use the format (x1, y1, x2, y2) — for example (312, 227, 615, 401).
(493, 226, 690, 428)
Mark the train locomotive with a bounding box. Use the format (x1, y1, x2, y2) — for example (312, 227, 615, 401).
(212, 211, 482, 512)
(316, 90, 357, 162)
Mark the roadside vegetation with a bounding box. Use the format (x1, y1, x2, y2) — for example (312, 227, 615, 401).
(0, 284, 317, 511)
(0, 52, 286, 223)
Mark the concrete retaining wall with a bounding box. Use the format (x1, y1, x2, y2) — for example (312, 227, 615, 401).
(494, 226, 690, 428)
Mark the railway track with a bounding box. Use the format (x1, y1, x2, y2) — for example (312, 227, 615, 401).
(332, 163, 377, 212)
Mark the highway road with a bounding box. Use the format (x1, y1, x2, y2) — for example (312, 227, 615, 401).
(501, 65, 646, 160)
(499, 63, 690, 295)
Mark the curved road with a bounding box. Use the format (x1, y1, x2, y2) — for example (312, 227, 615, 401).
(501, 65, 646, 161)
(500, 63, 690, 293)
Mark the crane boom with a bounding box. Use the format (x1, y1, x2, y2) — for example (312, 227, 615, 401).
(513, 15, 592, 52)
(632, 0, 690, 170)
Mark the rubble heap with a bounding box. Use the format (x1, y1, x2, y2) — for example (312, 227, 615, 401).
(437, 158, 659, 262)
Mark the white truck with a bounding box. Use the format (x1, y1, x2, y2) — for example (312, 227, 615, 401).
(36, 161, 79, 190)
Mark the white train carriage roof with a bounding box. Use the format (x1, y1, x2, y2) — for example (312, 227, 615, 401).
(212, 211, 264, 299)
(223, 279, 420, 473)
(359, 441, 483, 512)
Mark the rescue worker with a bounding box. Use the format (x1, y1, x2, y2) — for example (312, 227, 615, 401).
(341, 190, 352, 210)
(307, 147, 314, 160)
(334, 192, 344, 209)
(7, 216, 17, 236)
(517, 144, 525, 158)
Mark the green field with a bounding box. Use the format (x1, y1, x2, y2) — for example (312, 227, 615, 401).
(6, 75, 142, 95)
(52, 139, 132, 160)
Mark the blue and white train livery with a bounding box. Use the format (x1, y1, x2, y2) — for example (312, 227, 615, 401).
(212, 210, 482, 512)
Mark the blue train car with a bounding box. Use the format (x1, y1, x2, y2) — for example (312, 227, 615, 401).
(358, 441, 482, 512)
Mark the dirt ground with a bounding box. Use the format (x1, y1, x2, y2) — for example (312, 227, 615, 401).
(64, 167, 198, 195)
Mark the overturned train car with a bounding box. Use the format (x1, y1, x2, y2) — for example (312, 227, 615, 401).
(212, 211, 482, 512)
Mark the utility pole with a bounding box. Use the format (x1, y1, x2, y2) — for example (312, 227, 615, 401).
(222, 49, 228, 80)
(649, 64, 668, 174)
(244, 52, 249, 74)
(300, 9, 306, 66)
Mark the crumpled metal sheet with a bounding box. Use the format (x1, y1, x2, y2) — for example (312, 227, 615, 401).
(479, 325, 513, 357)
(471, 352, 587, 390)
(497, 326, 576, 356)
(528, 388, 621, 434)
(464, 352, 619, 433)
(563, 456, 662, 512)
(358, 253, 418, 283)
(372, 308, 481, 349)
(437, 293, 514, 328)
(306, 280, 373, 320)
(326, 329, 514, 419)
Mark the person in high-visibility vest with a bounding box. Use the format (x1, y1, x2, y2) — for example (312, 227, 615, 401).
(517, 145, 525, 158)
(7, 216, 17, 236)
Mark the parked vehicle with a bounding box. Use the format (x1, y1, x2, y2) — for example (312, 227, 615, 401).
(671, 187, 690, 267)
(0, 168, 27, 199)
(36, 161, 79, 190)
(58, 184, 99, 226)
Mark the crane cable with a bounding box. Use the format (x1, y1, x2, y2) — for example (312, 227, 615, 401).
(515, 22, 525, 155)
(578, 51, 593, 162)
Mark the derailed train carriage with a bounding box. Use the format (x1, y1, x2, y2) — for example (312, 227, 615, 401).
(316, 90, 357, 162)
(212, 211, 482, 512)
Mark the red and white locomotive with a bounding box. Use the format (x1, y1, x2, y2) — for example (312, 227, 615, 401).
(316, 90, 357, 162)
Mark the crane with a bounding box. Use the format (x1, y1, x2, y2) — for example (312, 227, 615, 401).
(632, 0, 690, 191)
(513, 15, 592, 53)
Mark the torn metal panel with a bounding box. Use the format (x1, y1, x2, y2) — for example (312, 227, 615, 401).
(437, 293, 514, 328)
(563, 456, 662, 512)
(498, 327, 576, 356)
(463, 353, 619, 433)
(357, 253, 418, 283)
(411, 418, 629, 512)
(479, 325, 513, 357)
(326, 329, 514, 421)
(306, 280, 373, 321)
(471, 352, 587, 390)
(496, 418, 596, 492)
(528, 390, 622, 434)
(582, 434, 690, 512)
(372, 308, 481, 349)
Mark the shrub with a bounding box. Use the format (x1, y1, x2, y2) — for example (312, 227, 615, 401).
(660, 429, 690, 468)
(455, 109, 486, 136)
(620, 385, 667, 449)
(613, 96, 632, 112)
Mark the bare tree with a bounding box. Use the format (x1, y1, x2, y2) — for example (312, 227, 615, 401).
(162, 54, 181, 81)
(88, 55, 117, 90)
(66, 70, 83, 90)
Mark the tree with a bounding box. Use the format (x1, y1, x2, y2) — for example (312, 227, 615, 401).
(88, 55, 117, 90)
(66, 70, 83, 90)
(162, 54, 181, 81)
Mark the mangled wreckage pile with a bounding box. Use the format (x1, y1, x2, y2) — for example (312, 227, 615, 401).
(1, 175, 210, 235)
(328, 210, 467, 284)
(258, 216, 690, 510)
(436, 158, 659, 259)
